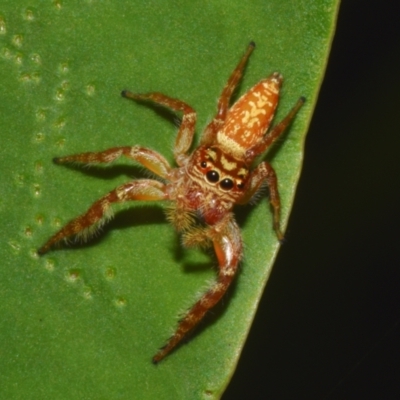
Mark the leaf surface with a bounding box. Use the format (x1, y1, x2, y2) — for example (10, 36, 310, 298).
(0, 1, 339, 398)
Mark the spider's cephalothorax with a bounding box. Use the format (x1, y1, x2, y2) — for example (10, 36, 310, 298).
(38, 42, 304, 363)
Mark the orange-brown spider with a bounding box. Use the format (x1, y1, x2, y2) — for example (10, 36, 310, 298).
(38, 42, 304, 363)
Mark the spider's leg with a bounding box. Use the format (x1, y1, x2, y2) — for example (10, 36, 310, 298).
(200, 41, 255, 146)
(238, 161, 284, 241)
(55, 146, 171, 179)
(38, 179, 166, 255)
(245, 96, 305, 163)
(153, 215, 242, 364)
(122, 91, 196, 166)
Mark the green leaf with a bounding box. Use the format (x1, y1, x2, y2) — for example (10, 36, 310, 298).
(0, 1, 339, 398)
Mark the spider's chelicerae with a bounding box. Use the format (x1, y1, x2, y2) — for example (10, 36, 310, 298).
(38, 42, 304, 363)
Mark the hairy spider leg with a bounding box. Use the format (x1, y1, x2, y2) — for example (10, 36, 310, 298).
(153, 215, 242, 364)
(37, 180, 166, 255)
(122, 91, 196, 166)
(238, 161, 283, 240)
(245, 96, 305, 163)
(235, 96, 305, 241)
(201, 41, 255, 146)
(54, 146, 172, 179)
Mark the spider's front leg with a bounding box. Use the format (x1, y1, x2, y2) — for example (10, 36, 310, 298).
(38, 179, 166, 255)
(153, 215, 242, 364)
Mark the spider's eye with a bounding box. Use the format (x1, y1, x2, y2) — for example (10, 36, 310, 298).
(200, 161, 207, 168)
(237, 180, 246, 190)
(220, 178, 234, 190)
(206, 170, 219, 183)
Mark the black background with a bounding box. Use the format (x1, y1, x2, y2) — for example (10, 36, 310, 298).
(224, 1, 400, 398)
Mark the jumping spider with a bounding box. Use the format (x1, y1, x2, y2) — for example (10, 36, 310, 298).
(38, 42, 304, 363)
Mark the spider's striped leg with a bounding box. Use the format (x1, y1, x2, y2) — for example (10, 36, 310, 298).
(200, 41, 255, 146)
(245, 96, 305, 162)
(153, 215, 242, 364)
(216, 41, 255, 118)
(122, 91, 196, 166)
(238, 161, 283, 242)
(38, 179, 166, 255)
(55, 146, 171, 179)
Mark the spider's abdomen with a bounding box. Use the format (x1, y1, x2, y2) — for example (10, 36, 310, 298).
(216, 72, 282, 159)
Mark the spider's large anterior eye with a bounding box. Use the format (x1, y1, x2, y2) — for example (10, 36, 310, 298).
(220, 178, 234, 190)
(206, 170, 219, 183)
